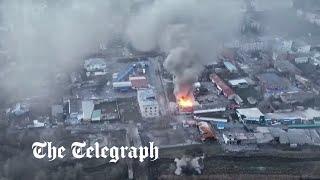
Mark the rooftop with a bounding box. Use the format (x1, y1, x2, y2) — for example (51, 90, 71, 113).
(237, 108, 264, 118)
(210, 74, 235, 98)
(223, 61, 237, 72)
(228, 78, 248, 86)
(266, 108, 320, 121)
(137, 88, 158, 106)
(84, 58, 107, 71)
(257, 72, 290, 90)
(129, 76, 148, 89)
(274, 60, 301, 74)
(82, 100, 94, 120)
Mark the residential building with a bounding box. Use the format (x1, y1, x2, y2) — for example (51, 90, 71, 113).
(137, 89, 160, 118)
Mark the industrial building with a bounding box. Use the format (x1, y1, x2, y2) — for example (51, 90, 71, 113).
(256, 127, 320, 147)
(223, 61, 238, 73)
(265, 108, 320, 122)
(114, 64, 136, 82)
(112, 62, 149, 92)
(236, 108, 265, 124)
(280, 91, 315, 104)
(112, 81, 132, 92)
(137, 88, 160, 118)
(228, 78, 249, 88)
(210, 73, 235, 99)
(129, 76, 148, 89)
(257, 72, 290, 96)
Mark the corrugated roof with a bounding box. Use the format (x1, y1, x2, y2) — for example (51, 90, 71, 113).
(257, 73, 290, 90)
(237, 108, 264, 118)
(223, 61, 237, 72)
(130, 76, 148, 89)
(210, 74, 235, 98)
(228, 78, 248, 86)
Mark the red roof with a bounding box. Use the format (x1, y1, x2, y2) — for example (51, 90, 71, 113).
(210, 74, 235, 98)
(129, 76, 148, 89)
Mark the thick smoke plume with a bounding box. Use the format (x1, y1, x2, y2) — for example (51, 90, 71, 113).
(0, 0, 243, 99)
(126, 0, 243, 97)
(164, 47, 201, 96)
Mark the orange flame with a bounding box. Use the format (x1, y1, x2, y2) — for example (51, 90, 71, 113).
(177, 96, 194, 108)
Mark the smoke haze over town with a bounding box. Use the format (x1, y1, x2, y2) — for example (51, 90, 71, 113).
(1, 0, 242, 99)
(2, 0, 320, 179)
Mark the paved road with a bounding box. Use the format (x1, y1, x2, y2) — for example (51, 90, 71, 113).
(149, 57, 169, 116)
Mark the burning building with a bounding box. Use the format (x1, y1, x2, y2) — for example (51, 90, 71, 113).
(175, 84, 196, 113)
(177, 94, 195, 113)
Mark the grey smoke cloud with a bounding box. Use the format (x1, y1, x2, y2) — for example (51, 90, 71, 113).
(0, 0, 243, 99)
(1, 0, 132, 98)
(126, 0, 243, 96)
(164, 47, 201, 95)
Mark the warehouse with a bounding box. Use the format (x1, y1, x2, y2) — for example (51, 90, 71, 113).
(236, 108, 265, 124)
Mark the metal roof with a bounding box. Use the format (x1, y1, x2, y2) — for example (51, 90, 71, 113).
(237, 108, 264, 118)
(228, 78, 248, 86)
(130, 76, 148, 89)
(223, 61, 237, 72)
(257, 73, 289, 90)
(210, 74, 235, 98)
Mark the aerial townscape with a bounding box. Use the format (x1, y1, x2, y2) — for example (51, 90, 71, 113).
(1, 0, 320, 180)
